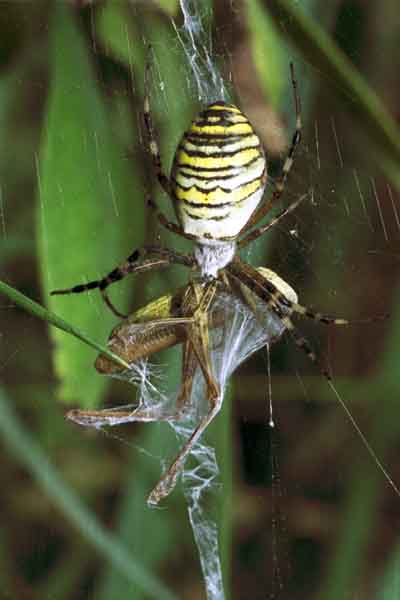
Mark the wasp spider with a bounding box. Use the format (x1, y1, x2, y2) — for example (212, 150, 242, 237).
(52, 62, 356, 367)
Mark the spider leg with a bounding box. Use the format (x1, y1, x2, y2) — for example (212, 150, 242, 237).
(227, 257, 387, 327)
(285, 302, 388, 326)
(143, 51, 198, 242)
(273, 309, 331, 379)
(51, 246, 195, 318)
(260, 281, 382, 381)
(146, 194, 199, 242)
(225, 258, 333, 377)
(144, 49, 171, 196)
(226, 257, 388, 379)
(237, 63, 302, 239)
(238, 192, 308, 248)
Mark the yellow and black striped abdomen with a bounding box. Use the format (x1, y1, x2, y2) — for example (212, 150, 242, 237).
(171, 101, 266, 240)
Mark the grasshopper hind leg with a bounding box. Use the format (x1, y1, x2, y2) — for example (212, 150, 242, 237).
(148, 283, 222, 505)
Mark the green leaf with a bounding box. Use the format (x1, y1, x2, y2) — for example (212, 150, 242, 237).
(37, 4, 144, 405)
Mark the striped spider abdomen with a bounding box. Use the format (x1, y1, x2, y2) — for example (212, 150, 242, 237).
(171, 101, 266, 240)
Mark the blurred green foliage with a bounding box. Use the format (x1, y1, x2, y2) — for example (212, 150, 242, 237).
(1, 1, 400, 599)
(38, 4, 144, 404)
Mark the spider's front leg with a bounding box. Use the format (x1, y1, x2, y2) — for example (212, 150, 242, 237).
(143, 50, 171, 197)
(51, 246, 194, 318)
(143, 53, 196, 242)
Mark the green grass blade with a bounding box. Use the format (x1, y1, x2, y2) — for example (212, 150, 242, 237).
(0, 279, 128, 370)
